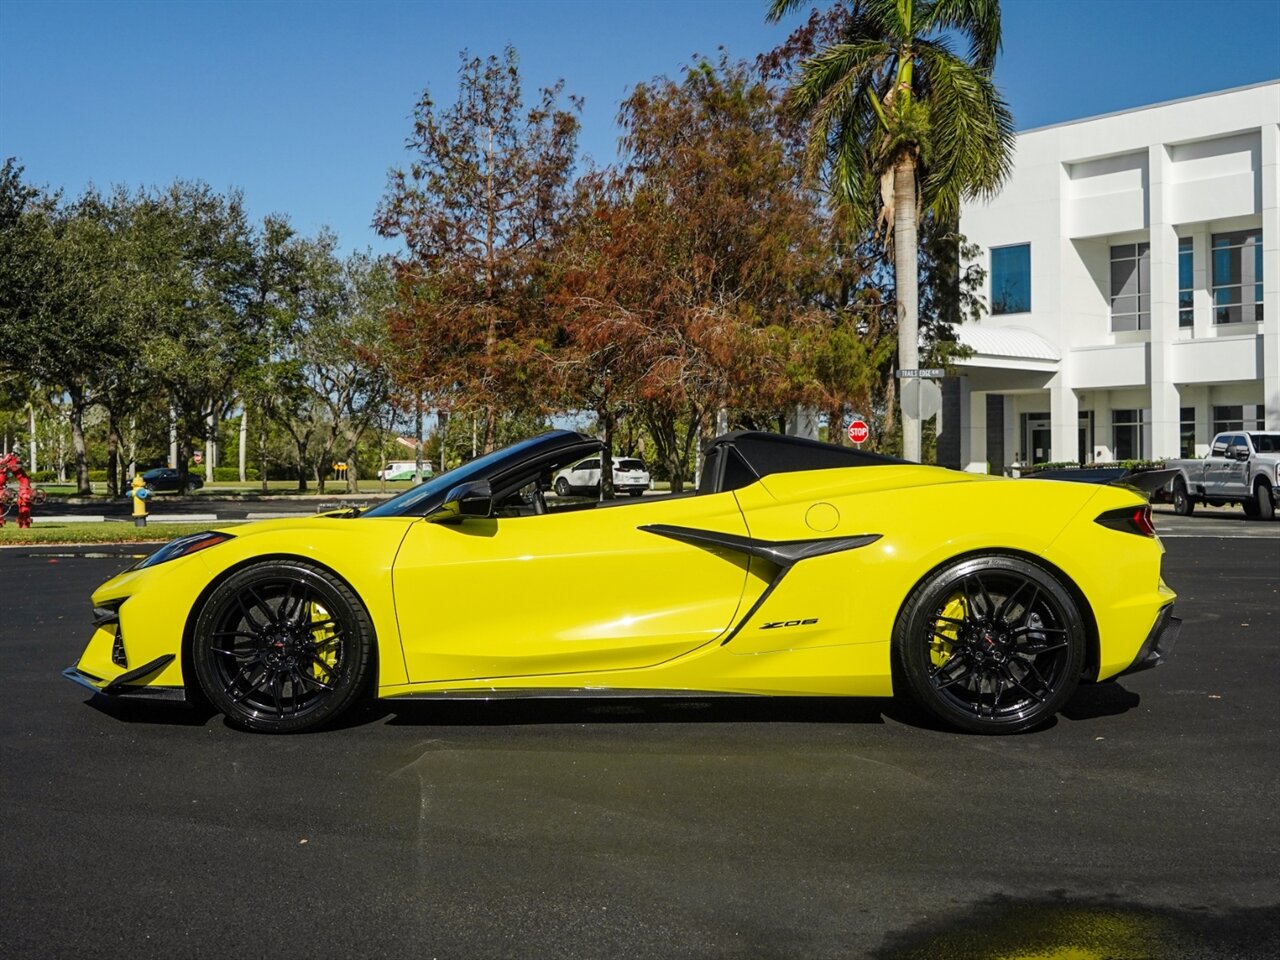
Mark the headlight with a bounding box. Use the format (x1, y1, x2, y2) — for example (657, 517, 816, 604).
(133, 531, 235, 570)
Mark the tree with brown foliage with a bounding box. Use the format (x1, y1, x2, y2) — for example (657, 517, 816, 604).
(560, 55, 832, 491)
(375, 47, 580, 453)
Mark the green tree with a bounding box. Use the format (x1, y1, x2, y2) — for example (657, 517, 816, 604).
(767, 0, 1013, 461)
(133, 182, 258, 486)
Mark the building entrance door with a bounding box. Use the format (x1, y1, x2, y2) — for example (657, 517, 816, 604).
(1078, 412, 1094, 465)
(1024, 415, 1052, 464)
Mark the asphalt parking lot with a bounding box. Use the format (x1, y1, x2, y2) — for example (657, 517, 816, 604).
(2, 532, 1277, 959)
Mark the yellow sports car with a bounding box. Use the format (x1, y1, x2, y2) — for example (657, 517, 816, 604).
(64, 431, 1179, 735)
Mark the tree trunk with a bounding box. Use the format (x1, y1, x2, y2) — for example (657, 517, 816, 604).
(294, 436, 309, 492)
(26, 402, 37, 473)
(239, 406, 248, 482)
(106, 412, 122, 498)
(415, 393, 425, 483)
(259, 416, 270, 493)
(438, 408, 449, 473)
(895, 155, 921, 462)
(68, 382, 90, 495)
(600, 407, 615, 501)
(344, 428, 360, 494)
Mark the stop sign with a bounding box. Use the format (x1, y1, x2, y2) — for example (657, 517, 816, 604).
(848, 420, 869, 444)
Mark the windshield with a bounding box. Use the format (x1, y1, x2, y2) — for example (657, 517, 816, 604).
(363, 434, 577, 518)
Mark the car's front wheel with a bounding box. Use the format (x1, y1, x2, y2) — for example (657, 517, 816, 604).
(192, 560, 374, 733)
(554, 478, 571, 497)
(895, 555, 1086, 734)
(1254, 482, 1275, 522)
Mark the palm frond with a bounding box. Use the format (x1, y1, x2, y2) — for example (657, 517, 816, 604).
(920, 0, 1003, 69)
(913, 39, 1014, 216)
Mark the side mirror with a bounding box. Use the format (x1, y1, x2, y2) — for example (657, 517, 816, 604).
(426, 480, 492, 523)
(1235, 447, 1250, 462)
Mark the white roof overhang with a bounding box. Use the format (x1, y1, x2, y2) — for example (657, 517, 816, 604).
(955, 325, 1061, 372)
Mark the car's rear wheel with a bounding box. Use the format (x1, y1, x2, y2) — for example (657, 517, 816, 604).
(1172, 479, 1193, 516)
(895, 555, 1086, 734)
(192, 560, 373, 733)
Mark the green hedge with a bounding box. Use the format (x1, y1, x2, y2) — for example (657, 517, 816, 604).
(212, 466, 260, 481)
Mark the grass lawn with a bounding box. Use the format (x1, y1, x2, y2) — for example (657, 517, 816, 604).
(0, 520, 244, 546)
(36, 480, 415, 498)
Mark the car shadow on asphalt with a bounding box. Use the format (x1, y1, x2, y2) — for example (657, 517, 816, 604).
(1060, 679, 1141, 721)
(377, 695, 897, 728)
(77, 681, 1140, 734)
(866, 891, 1280, 960)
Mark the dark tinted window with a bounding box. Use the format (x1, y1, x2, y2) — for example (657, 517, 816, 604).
(721, 448, 758, 492)
(616, 459, 645, 471)
(697, 448, 721, 495)
(1250, 434, 1280, 453)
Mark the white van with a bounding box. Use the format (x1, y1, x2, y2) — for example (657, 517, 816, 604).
(377, 461, 433, 481)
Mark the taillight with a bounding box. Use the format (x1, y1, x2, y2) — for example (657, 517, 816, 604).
(1095, 504, 1156, 537)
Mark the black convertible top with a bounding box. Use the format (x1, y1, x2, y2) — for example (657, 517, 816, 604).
(699, 431, 905, 494)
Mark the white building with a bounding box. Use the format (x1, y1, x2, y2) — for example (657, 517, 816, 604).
(952, 81, 1279, 472)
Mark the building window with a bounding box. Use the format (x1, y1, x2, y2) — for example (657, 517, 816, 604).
(1211, 230, 1263, 324)
(1180, 407, 1196, 458)
(1110, 242, 1150, 332)
(1178, 238, 1193, 329)
(1213, 404, 1264, 434)
(1112, 409, 1147, 461)
(991, 244, 1030, 314)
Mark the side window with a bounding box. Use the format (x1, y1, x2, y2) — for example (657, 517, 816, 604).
(579, 459, 600, 471)
(991, 243, 1031, 315)
(1229, 436, 1248, 459)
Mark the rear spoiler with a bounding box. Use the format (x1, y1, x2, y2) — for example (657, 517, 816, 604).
(1026, 467, 1178, 501)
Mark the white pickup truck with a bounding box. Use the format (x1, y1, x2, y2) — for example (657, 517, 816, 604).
(1162, 431, 1280, 520)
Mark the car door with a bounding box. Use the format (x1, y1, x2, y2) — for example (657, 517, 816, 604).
(572, 458, 601, 490)
(391, 492, 752, 683)
(1204, 435, 1235, 496)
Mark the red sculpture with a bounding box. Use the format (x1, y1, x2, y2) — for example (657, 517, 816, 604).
(0, 453, 45, 529)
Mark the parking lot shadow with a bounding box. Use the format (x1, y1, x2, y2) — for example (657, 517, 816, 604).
(1060, 679, 1141, 721)
(869, 891, 1280, 960)
(381, 695, 895, 728)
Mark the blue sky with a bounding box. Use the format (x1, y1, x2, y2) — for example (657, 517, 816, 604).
(2, 0, 1277, 256)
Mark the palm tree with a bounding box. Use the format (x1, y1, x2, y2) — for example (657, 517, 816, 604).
(767, 0, 1014, 461)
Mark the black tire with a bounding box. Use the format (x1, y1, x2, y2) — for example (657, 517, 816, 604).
(894, 555, 1086, 735)
(185, 480, 199, 493)
(554, 478, 570, 497)
(629, 490, 644, 498)
(1254, 483, 1276, 522)
(192, 560, 374, 733)
(1243, 497, 1260, 518)
(1172, 479, 1194, 516)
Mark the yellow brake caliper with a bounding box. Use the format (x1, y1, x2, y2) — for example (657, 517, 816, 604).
(931, 595, 967, 669)
(310, 601, 339, 680)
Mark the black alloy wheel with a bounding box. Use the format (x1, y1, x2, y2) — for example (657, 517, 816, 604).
(896, 555, 1086, 734)
(193, 560, 373, 733)
(1172, 479, 1193, 516)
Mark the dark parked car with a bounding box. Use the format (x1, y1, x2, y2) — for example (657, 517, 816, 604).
(139, 467, 203, 493)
